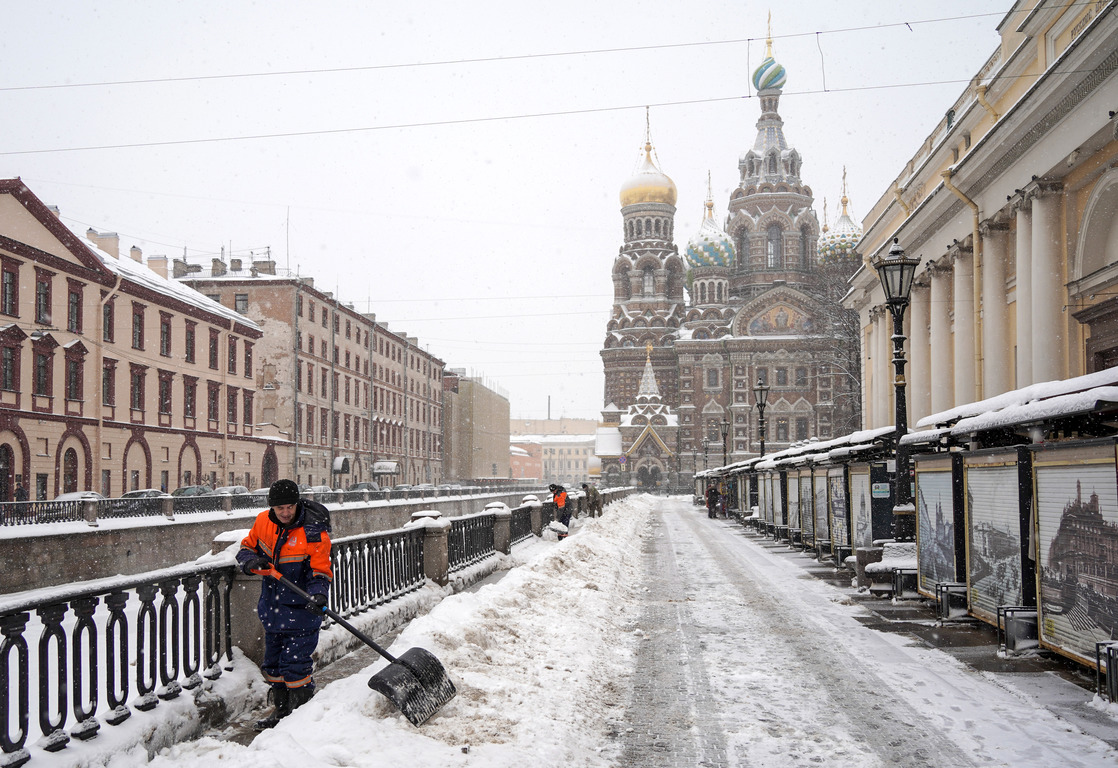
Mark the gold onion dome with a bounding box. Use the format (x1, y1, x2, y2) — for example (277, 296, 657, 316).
(620, 142, 677, 207)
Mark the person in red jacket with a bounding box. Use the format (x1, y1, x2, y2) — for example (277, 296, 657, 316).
(236, 478, 333, 729)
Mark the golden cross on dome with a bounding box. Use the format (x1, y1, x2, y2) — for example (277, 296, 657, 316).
(765, 11, 773, 58)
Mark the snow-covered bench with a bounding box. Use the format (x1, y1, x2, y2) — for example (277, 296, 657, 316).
(864, 541, 917, 597)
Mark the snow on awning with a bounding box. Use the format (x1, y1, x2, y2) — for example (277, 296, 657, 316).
(949, 386, 1118, 436)
(372, 460, 399, 474)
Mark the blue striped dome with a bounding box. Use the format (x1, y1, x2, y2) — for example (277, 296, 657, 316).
(752, 56, 787, 91)
(686, 203, 735, 269)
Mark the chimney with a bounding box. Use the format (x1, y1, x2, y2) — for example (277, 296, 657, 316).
(148, 255, 169, 279)
(230, 258, 242, 272)
(46, 205, 61, 219)
(86, 229, 119, 258)
(130, 245, 143, 263)
(211, 258, 227, 277)
(252, 259, 276, 275)
(173, 258, 189, 278)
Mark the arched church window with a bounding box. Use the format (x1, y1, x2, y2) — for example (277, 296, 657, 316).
(766, 224, 783, 268)
(698, 283, 706, 304)
(716, 283, 723, 303)
(767, 153, 778, 175)
(636, 219, 643, 236)
(707, 368, 719, 388)
(627, 221, 634, 239)
(645, 218, 652, 235)
(654, 220, 661, 236)
(801, 226, 811, 269)
(643, 268, 655, 296)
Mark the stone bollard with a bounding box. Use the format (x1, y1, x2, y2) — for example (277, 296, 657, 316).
(83, 500, 99, 527)
(492, 507, 512, 555)
(409, 510, 451, 587)
(222, 495, 233, 514)
(161, 496, 174, 520)
(211, 529, 265, 666)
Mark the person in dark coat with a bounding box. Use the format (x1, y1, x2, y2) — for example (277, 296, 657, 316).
(236, 479, 333, 730)
(581, 483, 602, 517)
(706, 485, 719, 519)
(550, 483, 570, 538)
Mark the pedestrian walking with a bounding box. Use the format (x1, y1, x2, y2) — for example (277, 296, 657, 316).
(236, 478, 333, 730)
(705, 485, 719, 519)
(550, 483, 570, 538)
(581, 483, 602, 517)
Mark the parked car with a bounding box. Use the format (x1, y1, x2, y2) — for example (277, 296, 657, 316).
(210, 485, 250, 496)
(391, 484, 413, 492)
(347, 481, 380, 492)
(306, 485, 333, 495)
(171, 485, 213, 497)
(251, 487, 271, 496)
(413, 483, 435, 491)
(120, 489, 171, 499)
(55, 491, 106, 502)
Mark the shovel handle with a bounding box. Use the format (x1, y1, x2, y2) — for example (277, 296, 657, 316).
(258, 566, 400, 665)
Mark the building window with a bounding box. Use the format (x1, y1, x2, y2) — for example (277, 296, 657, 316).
(795, 417, 809, 441)
(244, 342, 253, 378)
(129, 364, 146, 410)
(296, 294, 303, 317)
(1, 346, 17, 391)
(158, 371, 173, 414)
(62, 448, 78, 495)
(776, 367, 787, 386)
(1, 261, 19, 317)
(306, 408, 314, 442)
(228, 337, 237, 375)
(800, 226, 811, 269)
(756, 367, 768, 386)
(183, 376, 197, 418)
(344, 376, 350, 404)
(35, 270, 52, 325)
(321, 307, 327, 327)
(159, 313, 172, 357)
(227, 387, 238, 424)
(184, 321, 196, 364)
(243, 391, 253, 427)
(234, 294, 248, 313)
(102, 359, 116, 405)
(795, 366, 807, 387)
(65, 356, 83, 401)
(296, 362, 303, 393)
(345, 320, 351, 339)
(33, 351, 51, 397)
(321, 369, 328, 396)
(208, 329, 219, 370)
(103, 300, 114, 343)
(67, 282, 83, 333)
(207, 382, 220, 422)
(766, 224, 782, 269)
(131, 303, 145, 350)
(320, 407, 328, 443)
(306, 364, 313, 395)
(775, 418, 789, 442)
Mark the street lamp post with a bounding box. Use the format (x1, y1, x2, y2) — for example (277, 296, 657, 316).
(872, 237, 921, 541)
(720, 417, 730, 468)
(703, 441, 710, 472)
(753, 379, 770, 457)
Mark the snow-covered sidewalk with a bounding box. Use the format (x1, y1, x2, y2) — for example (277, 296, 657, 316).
(44, 494, 1118, 767)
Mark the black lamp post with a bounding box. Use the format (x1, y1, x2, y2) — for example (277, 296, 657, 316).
(720, 417, 730, 467)
(753, 378, 770, 457)
(871, 237, 921, 541)
(703, 440, 710, 472)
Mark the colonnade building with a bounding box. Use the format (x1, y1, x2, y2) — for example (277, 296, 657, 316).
(847, 1, 1118, 428)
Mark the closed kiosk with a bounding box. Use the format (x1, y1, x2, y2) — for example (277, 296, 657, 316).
(827, 464, 851, 563)
(773, 469, 787, 539)
(913, 451, 966, 600)
(813, 464, 830, 558)
(786, 463, 802, 545)
(799, 464, 816, 547)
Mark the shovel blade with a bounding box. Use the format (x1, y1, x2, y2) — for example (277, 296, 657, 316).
(367, 647, 456, 726)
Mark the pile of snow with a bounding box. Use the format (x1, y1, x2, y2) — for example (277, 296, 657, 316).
(864, 541, 918, 575)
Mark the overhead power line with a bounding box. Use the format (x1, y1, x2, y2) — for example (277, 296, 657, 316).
(0, 9, 1015, 93)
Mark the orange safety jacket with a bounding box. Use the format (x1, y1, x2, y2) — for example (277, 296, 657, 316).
(555, 490, 567, 509)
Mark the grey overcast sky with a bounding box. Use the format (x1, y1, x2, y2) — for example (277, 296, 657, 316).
(0, 0, 1006, 419)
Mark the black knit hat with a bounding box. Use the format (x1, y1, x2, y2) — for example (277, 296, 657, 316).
(268, 479, 301, 507)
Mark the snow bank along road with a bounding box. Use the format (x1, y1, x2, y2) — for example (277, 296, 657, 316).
(89, 493, 1116, 767)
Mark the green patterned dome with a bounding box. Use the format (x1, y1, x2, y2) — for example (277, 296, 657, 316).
(752, 55, 787, 91)
(818, 194, 862, 265)
(686, 199, 735, 269)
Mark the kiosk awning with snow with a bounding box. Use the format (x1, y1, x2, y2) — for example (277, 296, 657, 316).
(373, 460, 400, 475)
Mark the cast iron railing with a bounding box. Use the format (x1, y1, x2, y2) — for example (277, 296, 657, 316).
(328, 527, 426, 623)
(0, 500, 83, 526)
(447, 512, 495, 573)
(0, 562, 236, 766)
(510, 505, 533, 545)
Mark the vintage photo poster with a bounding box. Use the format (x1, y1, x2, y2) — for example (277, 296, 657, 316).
(1036, 454, 1118, 666)
(814, 467, 829, 544)
(966, 464, 1023, 624)
(758, 472, 769, 523)
(828, 471, 849, 548)
(850, 469, 873, 549)
(917, 468, 956, 595)
(787, 474, 801, 532)
(800, 470, 815, 544)
(773, 472, 784, 527)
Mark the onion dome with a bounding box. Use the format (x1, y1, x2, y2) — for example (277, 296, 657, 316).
(686, 196, 735, 269)
(818, 170, 862, 265)
(751, 33, 787, 91)
(620, 141, 677, 208)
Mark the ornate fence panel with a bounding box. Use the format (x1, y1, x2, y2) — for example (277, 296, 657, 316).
(98, 498, 164, 519)
(172, 495, 226, 515)
(327, 527, 425, 624)
(447, 512, 496, 573)
(0, 500, 83, 527)
(0, 563, 236, 766)
(510, 505, 533, 545)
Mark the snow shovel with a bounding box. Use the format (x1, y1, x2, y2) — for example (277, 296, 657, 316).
(261, 567, 456, 726)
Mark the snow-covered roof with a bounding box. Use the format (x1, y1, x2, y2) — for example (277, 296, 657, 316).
(76, 228, 262, 333)
(950, 385, 1118, 436)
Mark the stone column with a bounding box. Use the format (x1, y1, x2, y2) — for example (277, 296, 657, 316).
(492, 507, 512, 555)
(411, 510, 450, 587)
(928, 264, 954, 414)
(952, 245, 976, 406)
(873, 308, 890, 428)
(909, 279, 932, 424)
(1030, 184, 1065, 384)
(1015, 200, 1033, 386)
(980, 219, 1012, 396)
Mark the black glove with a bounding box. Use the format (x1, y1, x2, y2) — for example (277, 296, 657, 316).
(305, 593, 328, 613)
(241, 555, 270, 575)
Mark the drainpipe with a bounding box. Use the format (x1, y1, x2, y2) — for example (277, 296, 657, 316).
(941, 168, 984, 402)
(94, 274, 124, 495)
(892, 183, 911, 217)
(975, 84, 1000, 123)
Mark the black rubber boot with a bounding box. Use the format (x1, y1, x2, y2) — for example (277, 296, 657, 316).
(253, 686, 291, 730)
(288, 685, 315, 712)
